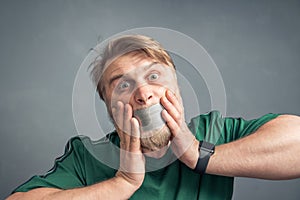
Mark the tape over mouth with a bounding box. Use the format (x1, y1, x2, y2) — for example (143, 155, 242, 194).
(133, 103, 166, 133)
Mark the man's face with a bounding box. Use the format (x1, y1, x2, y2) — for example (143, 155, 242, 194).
(101, 53, 180, 156)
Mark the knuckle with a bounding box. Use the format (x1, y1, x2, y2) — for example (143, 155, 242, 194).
(131, 136, 138, 143)
(174, 113, 181, 121)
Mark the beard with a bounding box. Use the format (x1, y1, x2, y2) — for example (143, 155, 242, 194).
(107, 101, 173, 156)
(140, 125, 171, 152)
(108, 111, 171, 153)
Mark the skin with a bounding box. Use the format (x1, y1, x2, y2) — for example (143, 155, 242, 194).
(7, 53, 300, 200)
(103, 53, 194, 159)
(102, 53, 199, 188)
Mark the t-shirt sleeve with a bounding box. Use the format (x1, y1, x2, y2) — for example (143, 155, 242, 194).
(189, 111, 281, 145)
(12, 136, 87, 193)
(222, 113, 281, 142)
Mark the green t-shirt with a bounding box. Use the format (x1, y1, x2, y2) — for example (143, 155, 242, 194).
(12, 111, 280, 199)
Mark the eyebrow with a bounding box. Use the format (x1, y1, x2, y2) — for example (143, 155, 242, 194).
(108, 62, 159, 86)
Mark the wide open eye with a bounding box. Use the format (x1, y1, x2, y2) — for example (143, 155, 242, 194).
(117, 81, 130, 91)
(148, 73, 159, 81)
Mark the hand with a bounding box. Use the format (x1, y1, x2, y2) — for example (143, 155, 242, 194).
(112, 101, 145, 189)
(160, 90, 199, 169)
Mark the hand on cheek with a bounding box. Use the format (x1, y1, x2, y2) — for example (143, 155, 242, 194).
(112, 101, 145, 186)
(161, 90, 199, 169)
(160, 90, 184, 137)
(112, 101, 141, 152)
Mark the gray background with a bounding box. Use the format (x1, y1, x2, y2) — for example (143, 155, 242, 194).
(1, 0, 300, 199)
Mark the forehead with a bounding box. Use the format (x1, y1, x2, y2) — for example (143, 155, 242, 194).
(103, 53, 160, 81)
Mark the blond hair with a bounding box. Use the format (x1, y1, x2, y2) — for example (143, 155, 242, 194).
(90, 34, 175, 100)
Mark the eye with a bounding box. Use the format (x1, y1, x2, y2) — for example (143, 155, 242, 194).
(118, 81, 130, 91)
(148, 73, 159, 81)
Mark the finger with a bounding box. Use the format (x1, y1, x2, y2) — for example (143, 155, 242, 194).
(161, 95, 181, 124)
(113, 101, 127, 147)
(123, 104, 132, 135)
(113, 101, 124, 130)
(129, 117, 141, 152)
(161, 109, 180, 137)
(122, 104, 132, 150)
(166, 90, 183, 113)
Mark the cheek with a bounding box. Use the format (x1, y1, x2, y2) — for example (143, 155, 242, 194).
(152, 85, 167, 96)
(111, 93, 132, 106)
(108, 86, 132, 106)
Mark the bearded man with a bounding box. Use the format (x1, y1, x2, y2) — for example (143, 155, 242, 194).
(8, 35, 300, 200)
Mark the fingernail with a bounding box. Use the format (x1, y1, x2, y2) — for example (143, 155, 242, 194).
(166, 90, 171, 97)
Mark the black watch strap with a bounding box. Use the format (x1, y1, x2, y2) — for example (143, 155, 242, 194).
(193, 141, 215, 174)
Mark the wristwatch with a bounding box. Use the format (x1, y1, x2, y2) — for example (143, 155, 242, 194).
(193, 141, 215, 174)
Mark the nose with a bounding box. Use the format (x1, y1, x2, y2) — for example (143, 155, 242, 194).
(134, 85, 154, 105)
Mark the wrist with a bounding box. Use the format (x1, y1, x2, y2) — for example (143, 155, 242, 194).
(115, 171, 144, 191)
(189, 139, 200, 169)
(179, 138, 199, 169)
(193, 141, 215, 174)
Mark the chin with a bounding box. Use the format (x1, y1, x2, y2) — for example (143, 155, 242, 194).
(140, 125, 171, 158)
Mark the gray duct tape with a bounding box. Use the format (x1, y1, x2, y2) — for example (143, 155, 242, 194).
(133, 103, 166, 132)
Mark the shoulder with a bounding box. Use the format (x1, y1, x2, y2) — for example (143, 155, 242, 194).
(63, 131, 120, 154)
(188, 111, 224, 141)
(188, 111, 223, 129)
(189, 111, 281, 144)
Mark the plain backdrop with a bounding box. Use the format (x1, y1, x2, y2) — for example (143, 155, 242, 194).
(1, 0, 300, 199)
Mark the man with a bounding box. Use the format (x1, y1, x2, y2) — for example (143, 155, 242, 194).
(8, 35, 300, 199)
